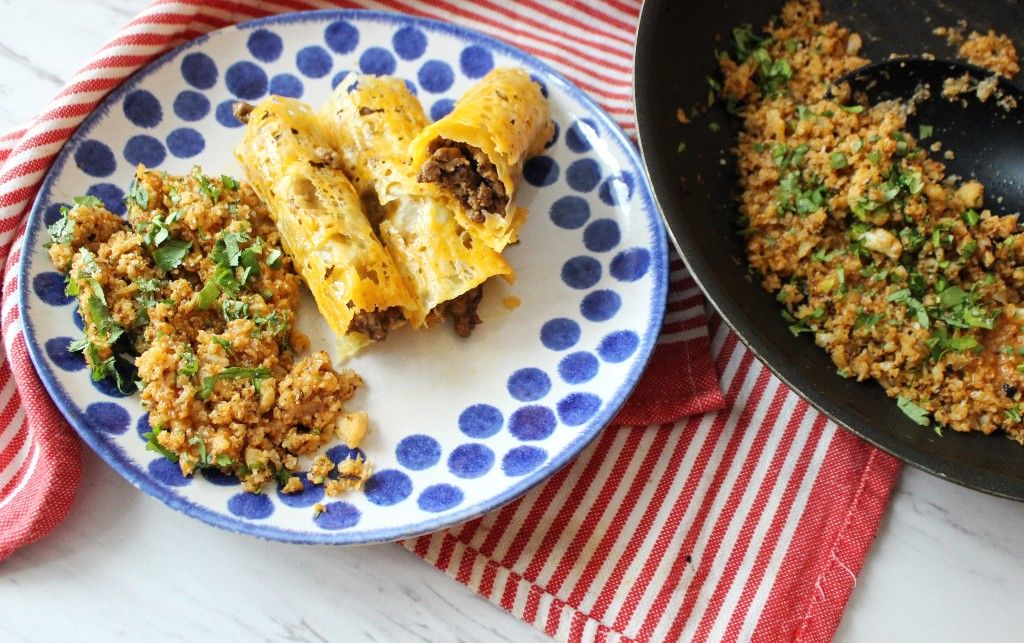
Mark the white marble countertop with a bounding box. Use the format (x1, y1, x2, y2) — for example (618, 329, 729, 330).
(1, 2, 1022, 641)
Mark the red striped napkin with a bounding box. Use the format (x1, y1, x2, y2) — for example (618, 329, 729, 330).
(0, 1, 901, 641)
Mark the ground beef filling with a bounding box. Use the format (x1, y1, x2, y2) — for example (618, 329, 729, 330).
(417, 139, 509, 223)
(438, 286, 484, 338)
(349, 306, 405, 341)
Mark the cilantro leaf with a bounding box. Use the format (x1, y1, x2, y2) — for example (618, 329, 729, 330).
(126, 179, 149, 209)
(254, 310, 288, 337)
(68, 336, 90, 352)
(188, 435, 211, 468)
(153, 239, 192, 271)
(887, 289, 929, 328)
(47, 206, 75, 245)
(265, 248, 283, 268)
(143, 425, 179, 463)
(192, 167, 221, 204)
(73, 195, 104, 208)
(221, 299, 249, 321)
(196, 278, 222, 310)
(178, 350, 198, 377)
(897, 396, 930, 427)
(211, 336, 233, 353)
(196, 366, 271, 400)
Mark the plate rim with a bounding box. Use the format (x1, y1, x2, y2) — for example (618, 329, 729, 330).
(632, 0, 1024, 501)
(19, 8, 671, 543)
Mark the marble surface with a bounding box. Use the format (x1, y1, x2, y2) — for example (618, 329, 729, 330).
(1, 2, 1022, 641)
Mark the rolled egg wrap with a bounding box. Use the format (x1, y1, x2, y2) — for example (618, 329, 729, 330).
(235, 96, 416, 357)
(408, 67, 554, 251)
(319, 74, 512, 330)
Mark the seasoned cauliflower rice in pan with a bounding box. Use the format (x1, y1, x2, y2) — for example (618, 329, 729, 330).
(47, 165, 371, 493)
(720, 0, 1024, 439)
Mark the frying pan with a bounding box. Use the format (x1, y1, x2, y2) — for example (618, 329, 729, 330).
(634, 0, 1024, 499)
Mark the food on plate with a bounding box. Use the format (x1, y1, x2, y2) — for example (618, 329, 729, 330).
(409, 67, 555, 251)
(47, 165, 370, 492)
(718, 0, 1024, 439)
(318, 73, 513, 332)
(234, 96, 418, 357)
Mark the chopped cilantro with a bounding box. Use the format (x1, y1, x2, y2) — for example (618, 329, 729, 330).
(776, 170, 827, 216)
(126, 179, 149, 209)
(276, 468, 292, 487)
(153, 238, 192, 271)
(899, 227, 924, 253)
(959, 240, 978, 260)
(188, 435, 211, 468)
(142, 209, 182, 247)
(143, 425, 179, 463)
(178, 350, 198, 377)
(731, 24, 763, 62)
(215, 230, 248, 267)
(897, 396, 930, 426)
(829, 151, 848, 169)
(67, 336, 90, 352)
(47, 206, 75, 245)
(1007, 406, 1023, 423)
(216, 454, 234, 468)
(887, 288, 929, 328)
(918, 124, 934, 139)
(855, 311, 883, 329)
(221, 174, 240, 190)
(221, 299, 249, 321)
(254, 310, 288, 337)
(196, 366, 272, 400)
(83, 278, 124, 344)
(134, 277, 163, 324)
(192, 167, 221, 204)
(265, 248, 283, 269)
(208, 338, 232, 358)
(936, 285, 995, 330)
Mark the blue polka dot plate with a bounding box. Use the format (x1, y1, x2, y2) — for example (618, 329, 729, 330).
(20, 11, 667, 544)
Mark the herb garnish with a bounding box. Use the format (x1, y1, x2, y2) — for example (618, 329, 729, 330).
(897, 396, 930, 426)
(153, 238, 192, 271)
(143, 425, 179, 462)
(192, 167, 221, 204)
(196, 366, 271, 400)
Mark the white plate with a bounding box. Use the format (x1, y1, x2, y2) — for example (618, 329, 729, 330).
(20, 10, 667, 543)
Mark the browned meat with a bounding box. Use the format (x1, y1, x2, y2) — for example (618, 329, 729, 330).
(348, 306, 405, 341)
(232, 101, 254, 124)
(442, 286, 484, 338)
(417, 138, 508, 223)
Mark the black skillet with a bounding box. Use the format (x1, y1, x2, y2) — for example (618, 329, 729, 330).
(634, 0, 1024, 499)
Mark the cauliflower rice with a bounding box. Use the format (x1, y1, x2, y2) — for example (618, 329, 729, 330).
(720, 1, 1024, 439)
(48, 165, 371, 493)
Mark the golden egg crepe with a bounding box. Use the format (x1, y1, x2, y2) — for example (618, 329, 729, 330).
(319, 73, 512, 332)
(408, 67, 554, 252)
(234, 95, 417, 357)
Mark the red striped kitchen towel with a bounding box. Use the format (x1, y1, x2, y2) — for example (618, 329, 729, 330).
(0, 1, 901, 641)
